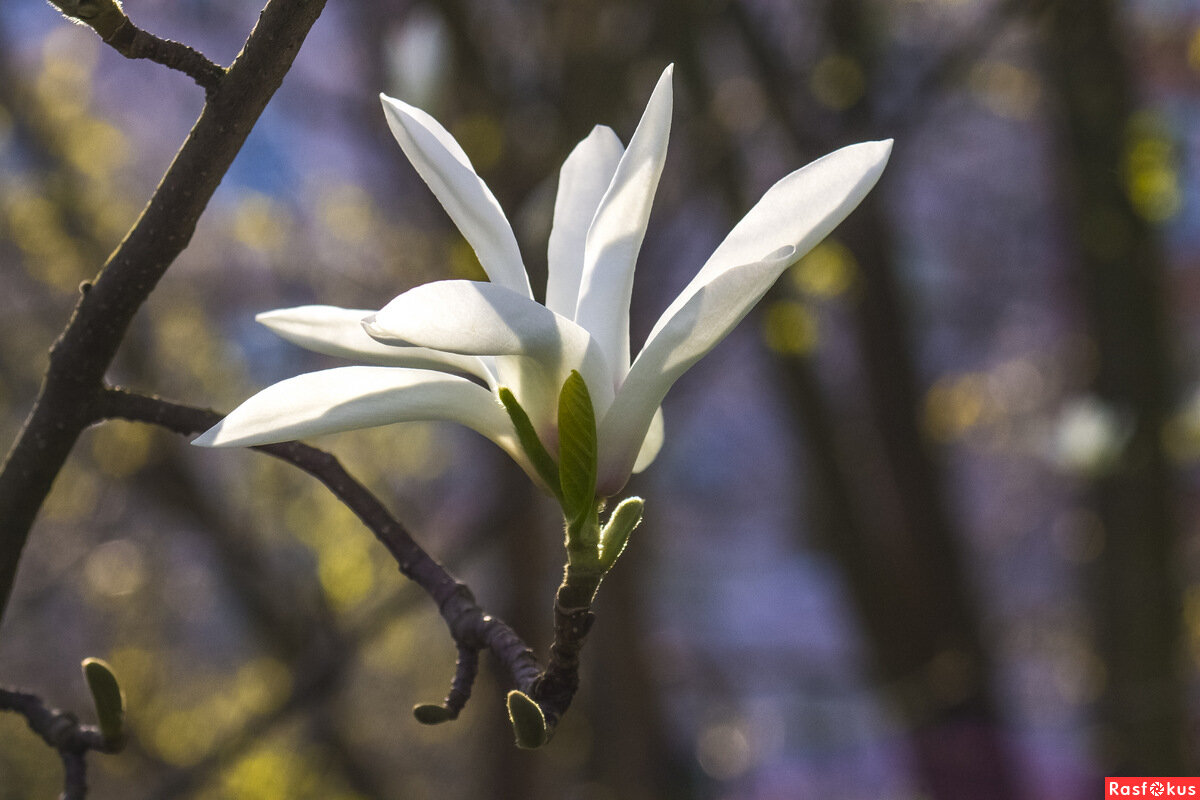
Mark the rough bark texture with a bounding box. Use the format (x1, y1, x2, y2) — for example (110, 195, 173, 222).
(0, 0, 329, 625)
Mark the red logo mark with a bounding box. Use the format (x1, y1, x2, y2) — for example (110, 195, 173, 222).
(1107, 778, 1200, 798)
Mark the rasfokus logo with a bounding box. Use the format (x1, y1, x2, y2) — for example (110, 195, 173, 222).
(1107, 778, 1200, 797)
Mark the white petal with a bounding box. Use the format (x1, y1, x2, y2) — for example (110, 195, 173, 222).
(380, 94, 532, 297)
(545, 126, 624, 317)
(257, 305, 496, 386)
(631, 406, 664, 473)
(656, 139, 893, 339)
(192, 366, 524, 463)
(574, 65, 674, 380)
(596, 249, 798, 493)
(364, 280, 614, 430)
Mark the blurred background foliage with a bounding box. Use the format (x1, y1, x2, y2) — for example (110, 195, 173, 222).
(2, 0, 1200, 797)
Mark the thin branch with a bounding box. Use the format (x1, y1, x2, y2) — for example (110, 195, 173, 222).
(95, 388, 543, 710)
(102, 20, 226, 94)
(48, 0, 224, 93)
(0, 0, 329, 629)
(0, 687, 122, 800)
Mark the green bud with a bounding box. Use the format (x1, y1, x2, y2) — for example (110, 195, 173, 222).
(81, 657, 125, 748)
(412, 703, 456, 725)
(599, 496, 643, 570)
(506, 690, 548, 749)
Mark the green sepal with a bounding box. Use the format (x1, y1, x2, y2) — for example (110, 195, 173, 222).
(599, 496, 643, 570)
(506, 690, 548, 749)
(557, 371, 598, 524)
(412, 703, 456, 725)
(81, 657, 125, 747)
(499, 388, 561, 499)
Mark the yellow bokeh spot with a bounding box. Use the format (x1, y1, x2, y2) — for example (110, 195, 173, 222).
(968, 61, 1041, 119)
(106, 646, 160, 700)
(762, 300, 818, 356)
(0, 104, 13, 150)
(924, 373, 988, 441)
(232, 658, 292, 717)
(361, 614, 420, 673)
(317, 535, 375, 611)
(43, 461, 100, 522)
(1124, 112, 1181, 223)
(151, 299, 226, 392)
(83, 538, 147, 598)
(790, 240, 856, 297)
(811, 54, 865, 111)
(1162, 412, 1200, 463)
(234, 193, 290, 252)
(448, 236, 486, 280)
(451, 114, 504, 172)
(221, 746, 323, 800)
(63, 118, 129, 179)
(91, 421, 154, 477)
(1188, 27, 1200, 71)
(151, 708, 220, 766)
(318, 183, 374, 244)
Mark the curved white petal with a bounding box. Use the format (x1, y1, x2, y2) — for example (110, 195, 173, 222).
(653, 139, 893, 343)
(364, 280, 614, 430)
(631, 406, 664, 473)
(574, 65, 674, 381)
(192, 365, 525, 462)
(380, 94, 532, 297)
(257, 305, 496, 387)
(596, 249, 797, 493)
(545, 125, 624, 318)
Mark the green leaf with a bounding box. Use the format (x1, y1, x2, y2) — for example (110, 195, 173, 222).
(557, 371, 597, 523)
(81, 658, 125, 747)
(506, 690, 549, 749)
(599, 496, 643, 570)
(499, 388, 561, 499)
(412, 703, 456, 725)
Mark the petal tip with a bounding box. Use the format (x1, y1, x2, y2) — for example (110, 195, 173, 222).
(191, 426, 220, 447)
(254, 308, 286, 325)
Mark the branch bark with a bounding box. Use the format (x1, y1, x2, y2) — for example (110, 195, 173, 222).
(0, 686, 121, 800)
(0, 0, 329, 627)
(94, 388, 544, 709)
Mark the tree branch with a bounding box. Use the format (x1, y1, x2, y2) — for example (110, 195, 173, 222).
(94, 388, 543, 717)
(0, 686, 122, 800)
(0, 0, 329, 629)
(48, 0, 225, 93)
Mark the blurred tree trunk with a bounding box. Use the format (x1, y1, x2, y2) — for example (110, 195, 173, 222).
(1039, 0, 1189, 775)
(792, 1, 1021, 796)
(587, 519, 694, 800)
(642, 0, 1022, 792)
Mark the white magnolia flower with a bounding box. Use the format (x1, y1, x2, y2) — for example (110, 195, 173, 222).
(194, 66, 891, 498)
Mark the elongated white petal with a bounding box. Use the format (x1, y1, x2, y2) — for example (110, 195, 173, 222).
(257, 305, 496, 387)
(364, 280, 614, 430)
(632, 406, 664, 473)
(380, 94, 532, 297)
(191, 365, 530, 464)
(545, 126, 624, 317)
(597, 248, 798, 493)
(656, 140, 893, 340)
(574, 65, 674, 380)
